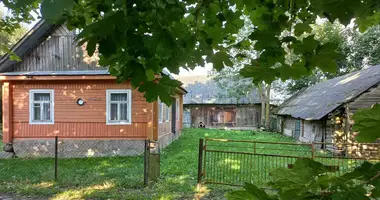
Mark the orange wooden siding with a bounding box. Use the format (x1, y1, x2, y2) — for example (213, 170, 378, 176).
(10, 80, 150, 139)
(2, 82, 13, 143)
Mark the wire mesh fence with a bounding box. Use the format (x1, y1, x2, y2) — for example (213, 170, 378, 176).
(0, 137, 160, 187)
(198, 138, 380, 187)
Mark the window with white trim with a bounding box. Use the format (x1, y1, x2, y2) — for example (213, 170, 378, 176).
(106, 89, 132, 124)
(165, 104, 170, 122)
(158, 99, 164, 123)
(29, 89, 54, 124)
(176, 98, 180, 121)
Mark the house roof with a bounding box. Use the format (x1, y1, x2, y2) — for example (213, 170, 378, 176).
(0, 20, 56, 72)
(275, 66, 380, 120)
(177, 75, 260, 105)
(0, 70, 110, 76)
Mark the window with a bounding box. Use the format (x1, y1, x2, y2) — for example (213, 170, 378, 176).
(29, 89, 54, 124)
(106, 89, 132, 125)
(158, 99, 164, 123)
(165, 104, 170, 122)
(176, 99, 180, 121)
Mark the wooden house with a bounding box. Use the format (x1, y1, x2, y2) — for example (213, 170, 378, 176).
(0, 20, 186, 157)
(178, 75, 262, 129)
(274, 66, 380, 149)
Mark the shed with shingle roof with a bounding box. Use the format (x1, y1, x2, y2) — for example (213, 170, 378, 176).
(273, 66, 380, 146)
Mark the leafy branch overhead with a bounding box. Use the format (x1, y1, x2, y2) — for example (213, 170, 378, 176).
(4, 0, 373, 104)
(226, 159, 380, 200)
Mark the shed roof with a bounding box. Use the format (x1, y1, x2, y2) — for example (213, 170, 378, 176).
(177, 75, 260, 105)
(275, 65, 380, 120)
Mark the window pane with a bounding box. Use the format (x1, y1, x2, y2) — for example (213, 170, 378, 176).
(120, 103, 129, 121)
(33, 103, 41, 121)
(110, 103, 118, 120)
(34, 93, 50, 101)
(42, 103, 51, 121)
(111, 93, 128, 101)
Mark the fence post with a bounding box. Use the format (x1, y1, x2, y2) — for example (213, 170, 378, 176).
(311, 142, 315, 159)
(54, 136, 58, 181)
(144, 140, 149, 186)
(254, 142, 256, 154)
(197, 138, 204, 191)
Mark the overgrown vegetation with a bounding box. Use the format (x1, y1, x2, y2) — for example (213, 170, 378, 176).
(0, 128, 299, 199)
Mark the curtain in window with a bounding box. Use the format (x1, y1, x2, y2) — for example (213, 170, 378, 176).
(33, 93, 51, 121)
(110, 93, 128, 121)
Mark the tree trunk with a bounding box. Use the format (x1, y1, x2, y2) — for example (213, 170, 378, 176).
(259, 83, 266, 128)
(265, 84, 271, 130)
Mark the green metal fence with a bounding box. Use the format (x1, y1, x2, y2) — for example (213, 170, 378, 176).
(197, 138, 380, 188)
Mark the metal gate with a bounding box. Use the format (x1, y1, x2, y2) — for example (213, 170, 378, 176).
(197, 138, 379, 188)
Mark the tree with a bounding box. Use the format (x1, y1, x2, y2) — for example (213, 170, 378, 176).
(285, 21, 357, 94)
(1, 0, 379, 143)
(0, 10, 27, 57)
(211, 66, 256, 104)
(286, 21, 380, 95)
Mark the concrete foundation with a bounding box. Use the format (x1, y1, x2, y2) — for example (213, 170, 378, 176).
(158, 132, 181, 150)
(12, 139, 145, 158)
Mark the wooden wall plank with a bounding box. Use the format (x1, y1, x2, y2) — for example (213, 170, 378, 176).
(2, 82, 13, 143)
(13, 122, 146, 138)
(11, 80, 149, 139)
(12, 24, 101, 72)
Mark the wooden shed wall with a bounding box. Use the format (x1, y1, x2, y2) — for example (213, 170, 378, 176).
(348, 83, 380, 113)
(12, 24, 101, 72)
(10, 80, 150, 139)
(185, 104, 261, 128)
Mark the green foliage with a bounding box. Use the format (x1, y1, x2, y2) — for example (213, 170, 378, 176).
(0, 10, 28, 58)
(211, 66, 257, 104)
(226, 159, 380, 200)
(5, 0, 380, 104)
(352, 104, 380, 143)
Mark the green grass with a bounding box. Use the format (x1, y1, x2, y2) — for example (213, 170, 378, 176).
(0, 129, 317, 199)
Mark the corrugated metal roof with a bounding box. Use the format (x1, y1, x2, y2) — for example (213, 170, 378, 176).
(275, 65, 380, 120)
(0, 70, 110, 76)
(177, 75, 261, 104)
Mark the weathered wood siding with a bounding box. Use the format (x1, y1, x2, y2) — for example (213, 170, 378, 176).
(299, 120, 324, 143)
(12, 24, 102, 72)
(10, 80, 149, 139)
(185, 104, 261, 128)
(236, 105, 261, 127)
(279, 116, 326, 144)
(348, 83, 380, 113)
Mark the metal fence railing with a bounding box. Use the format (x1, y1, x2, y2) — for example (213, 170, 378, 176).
(0, 137, 160, 186)
(197, 138, 380, 188)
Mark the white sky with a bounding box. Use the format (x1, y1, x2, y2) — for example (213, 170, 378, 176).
(176, 63, 213, 76)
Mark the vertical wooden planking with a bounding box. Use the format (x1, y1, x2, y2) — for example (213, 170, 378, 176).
(153, 101, 159, 141)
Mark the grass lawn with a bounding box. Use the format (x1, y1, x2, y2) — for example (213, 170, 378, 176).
(0, 129, 310, 199)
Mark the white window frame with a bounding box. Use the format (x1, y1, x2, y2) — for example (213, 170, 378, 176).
(158, 99, 164, 123)
(29, 89, 54, 125)
(106, 89, 132, 125)
(176, 98, 180, 121)
(165, 104, 170, 122)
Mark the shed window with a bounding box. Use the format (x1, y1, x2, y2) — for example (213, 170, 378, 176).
(29, 89, 54, 124)
(106, 89, 132, 125)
